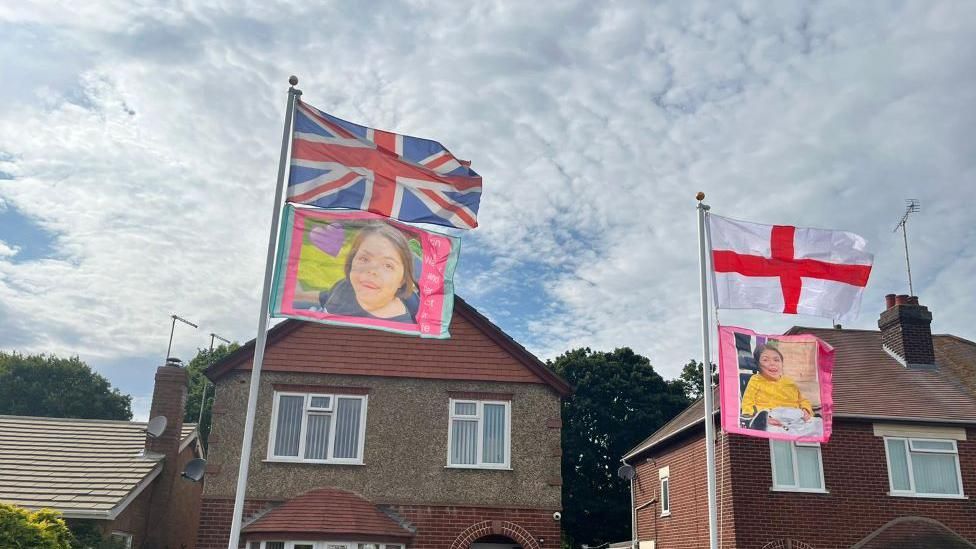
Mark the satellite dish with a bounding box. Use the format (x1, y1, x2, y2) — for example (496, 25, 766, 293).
(617, 464, 635, 481)
(146, 416, 168, 439)
(182, 458, 207, 482)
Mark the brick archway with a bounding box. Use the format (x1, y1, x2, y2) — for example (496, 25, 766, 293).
(450, 519, 540, 549)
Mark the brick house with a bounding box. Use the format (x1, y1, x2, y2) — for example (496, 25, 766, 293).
(197, 297, 571, 549)
(621, 296, 976, 549)
(0, 363, 203, 549)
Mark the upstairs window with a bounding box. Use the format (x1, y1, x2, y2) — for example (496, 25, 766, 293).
(269, 392, 367, 464)
(884, 437, 964, 497)
(447, 399, 511, 468)
(770, 440, 825, 492)
(659, 467, 670, 517)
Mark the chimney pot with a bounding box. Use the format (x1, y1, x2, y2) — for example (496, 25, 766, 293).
(885, 294, 896, 309)
(895, 294, 909, 305)
(907, 296, 919, 305)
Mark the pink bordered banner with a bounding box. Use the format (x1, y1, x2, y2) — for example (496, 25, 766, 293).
(718, 325, 835, 443)
(270, 205, 460, 339)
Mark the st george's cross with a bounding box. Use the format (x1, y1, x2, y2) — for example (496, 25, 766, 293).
(286, 100, 482, 229)
(708, 214, 874, 321)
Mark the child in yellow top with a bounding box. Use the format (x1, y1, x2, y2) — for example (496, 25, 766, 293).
(741, 344, 813, 428)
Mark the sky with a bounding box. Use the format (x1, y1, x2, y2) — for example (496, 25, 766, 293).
(1, 1, 975, 421)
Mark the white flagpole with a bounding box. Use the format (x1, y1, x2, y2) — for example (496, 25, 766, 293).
(226, 76, 302, 549)
(696, 192, 719, 549)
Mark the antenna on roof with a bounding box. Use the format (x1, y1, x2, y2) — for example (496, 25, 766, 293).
(892, 199, 921, 297)
(165, 314, 199, 363)
(197, 332, 232, 458)
(146, 416, 168, 439)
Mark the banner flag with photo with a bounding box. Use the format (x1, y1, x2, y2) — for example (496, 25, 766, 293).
(271, 205, 461, 338)
(287, 100, 483, 230)
(708, 214, 873, 321)
(718, 325, 835, 443)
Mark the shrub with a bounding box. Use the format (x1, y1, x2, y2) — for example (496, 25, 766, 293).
(0, 503, 74, 549)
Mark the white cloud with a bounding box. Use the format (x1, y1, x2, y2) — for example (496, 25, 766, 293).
(0, 0, 974, 397)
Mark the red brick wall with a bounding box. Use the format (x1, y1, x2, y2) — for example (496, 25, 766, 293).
(196, 499, 560, 549)
(634, 420, 976, 549)
(727, 421, 976, 549)
(633, 426, 737, 548)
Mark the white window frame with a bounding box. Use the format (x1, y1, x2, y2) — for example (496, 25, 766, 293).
(248, 542, 403, 549)
(659, 475, 670, 517)
(446, 399, 512, 469)
(883, 436, 966, 499)
(769, 440, 827, 493)
(266, 392, 368, 465)
(110, 532, 133, 549)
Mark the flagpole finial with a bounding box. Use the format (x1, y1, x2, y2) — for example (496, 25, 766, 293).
(696, 191, 706, 201)
(289, 75, 299, 86)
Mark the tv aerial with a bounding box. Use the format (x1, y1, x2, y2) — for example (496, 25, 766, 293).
(165, 314, 199, 363)
(892, 199, 920, 296)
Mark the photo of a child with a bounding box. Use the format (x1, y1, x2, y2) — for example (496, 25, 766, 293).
(740, 342, 824, 438)
(294, 223, 419, 323)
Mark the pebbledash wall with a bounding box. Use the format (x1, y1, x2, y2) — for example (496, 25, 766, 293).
(633, 420, 976, 549)
(197, 315, 565, 549)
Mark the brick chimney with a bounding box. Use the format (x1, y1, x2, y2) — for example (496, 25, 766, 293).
(879, 294, 936, 369)
(144, 361, 189, 547)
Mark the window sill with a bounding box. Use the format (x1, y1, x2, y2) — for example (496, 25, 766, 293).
(444, 464, 513, 471)
(770, 487, 830, 494)
(263, 458, 365, 466)
(887, 492, 968, 500)
(660, 511, 671, 518)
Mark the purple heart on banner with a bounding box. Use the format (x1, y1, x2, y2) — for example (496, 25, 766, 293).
(310, 223, 345, 257)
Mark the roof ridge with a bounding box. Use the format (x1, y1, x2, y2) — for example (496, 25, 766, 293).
(0, 415, 148, 426)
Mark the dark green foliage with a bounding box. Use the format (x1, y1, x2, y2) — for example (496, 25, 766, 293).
(0, 503, 74, 549)
(182, 343, 239, 449)
(547, 348, 690, 548)
(669, 359, 717, 401)
(0, 353, 132, 420)
(66, 520, 127, 549)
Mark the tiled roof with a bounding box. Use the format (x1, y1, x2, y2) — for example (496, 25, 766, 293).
(851, 516, 976, 549)
(624, 328, 976, 460)
(243, 487, 414, 540)
(0, 415, 197, 518)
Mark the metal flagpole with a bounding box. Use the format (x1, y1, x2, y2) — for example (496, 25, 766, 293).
(696, 192, 719, 549)
(226, 76, 301, 549)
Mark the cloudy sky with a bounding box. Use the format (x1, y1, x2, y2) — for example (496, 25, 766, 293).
(2, 1, 974, 419)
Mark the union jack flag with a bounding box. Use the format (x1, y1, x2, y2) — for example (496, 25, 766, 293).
(287, 100, 483, 229)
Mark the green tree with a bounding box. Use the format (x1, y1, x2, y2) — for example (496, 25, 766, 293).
(670, 359, 717, 401)
(547, 348, 689, 548)
(0, 353, 132, 420)
(183, 343, 239, 449)
(0, 503, 74, 549)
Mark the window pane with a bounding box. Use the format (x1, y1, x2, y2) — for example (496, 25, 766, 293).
(294, 545, 314, 549)
(455, 402, 476, 415)
(334, 397, 363, 459)
(304, 413, 332, 460)
(451, 419, 478, 464)
(326, 545, 348, 549)
(886, 439, 911, 491)
(910, 439, 955, 452)
(912, 452, 961, 495)
(482, 404, 506, 464)
(661, 478, 669, 512)
(273, 395, 303, 457)
(310, 395, 331, 408)
(248, 543, 261, 549)
(266, 543, 285, 549)
(795, 445, 822, 490)
(771, 440, 795, 487)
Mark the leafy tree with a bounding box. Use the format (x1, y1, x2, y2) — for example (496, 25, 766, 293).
(0, 503, 74, 549)
(547, 348, 689, 548)
(183, 343, 239, 449)
(0, 353, 131, 420)
(670, 359, 717, 401)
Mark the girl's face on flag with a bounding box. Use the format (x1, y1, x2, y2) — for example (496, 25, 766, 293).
(350, 233, 406, 310)
(758, 349, 784, 380)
